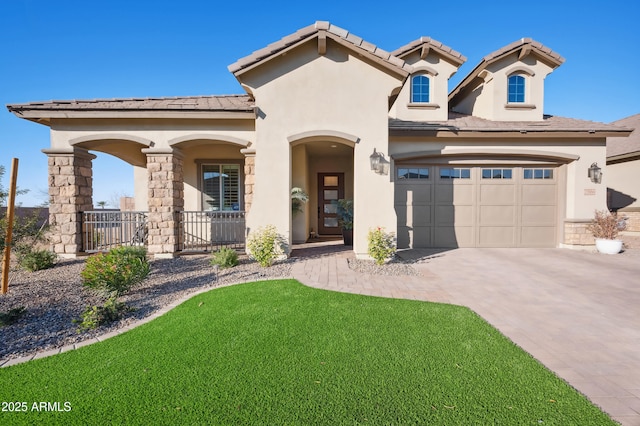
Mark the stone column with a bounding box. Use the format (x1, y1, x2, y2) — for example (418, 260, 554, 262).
(43, 148, 95, 257)
(241, 148, 256, 215)
(144, 149, 184, 258)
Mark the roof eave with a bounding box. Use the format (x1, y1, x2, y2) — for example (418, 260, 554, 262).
(389, 127, 631, 138)
(7, 108, 256, 125)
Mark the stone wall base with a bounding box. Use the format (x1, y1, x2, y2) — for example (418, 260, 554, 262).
(618, 209, 640, 232)
(563, 220, 595, 246)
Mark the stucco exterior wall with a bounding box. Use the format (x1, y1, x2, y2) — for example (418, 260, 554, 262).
(452, 54, 554, 121)
(291, 144, 309, 243)
(390, 51, 458, 121)
(607, 160, 640, 210)
(238, 39, 404, 257)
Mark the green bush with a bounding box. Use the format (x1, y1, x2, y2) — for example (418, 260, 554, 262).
(367, 226, 396, 265)
(81, 246, 150, 297)
(210, 247, 239, 269)
(18, 248, 56, 272)
(74, 297, 132, 331)
(0, 306, 26, 327)
(246, 225, 285, 267)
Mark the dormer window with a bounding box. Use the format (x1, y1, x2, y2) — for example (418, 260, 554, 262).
(508, 74, 525, 103)
(411, 75, 430, 103)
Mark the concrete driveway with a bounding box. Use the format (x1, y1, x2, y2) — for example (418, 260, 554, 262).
(293, 246, 640, 425)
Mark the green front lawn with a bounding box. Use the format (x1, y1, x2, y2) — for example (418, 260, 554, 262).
(0, 279, 613, 425)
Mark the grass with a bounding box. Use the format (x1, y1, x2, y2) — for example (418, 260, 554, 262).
(0, 279, 614, 425)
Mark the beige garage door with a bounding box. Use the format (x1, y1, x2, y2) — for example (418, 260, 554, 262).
(395, 166, 558, 248)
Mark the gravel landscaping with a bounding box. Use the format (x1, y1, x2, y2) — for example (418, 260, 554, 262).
(0, 255, 297, 363)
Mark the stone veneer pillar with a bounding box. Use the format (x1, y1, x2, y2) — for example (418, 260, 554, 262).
(241, 148, 255, 215)
(145, 150, 184, 258)
(43, 148, 95, 257)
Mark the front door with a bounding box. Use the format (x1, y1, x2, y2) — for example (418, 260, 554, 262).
(318, 173, 344, 235)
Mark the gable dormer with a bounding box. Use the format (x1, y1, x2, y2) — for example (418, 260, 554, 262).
(390, 37, 466, 121)
(449, 38, 564, 121)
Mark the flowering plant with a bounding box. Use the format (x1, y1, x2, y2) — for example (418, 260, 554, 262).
(367, 226, 396, 265)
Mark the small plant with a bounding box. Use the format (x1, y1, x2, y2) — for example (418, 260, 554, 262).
(247, 225, 285, 267)
(210, 247, 239, 269)
(81, 246, 150, 297)
(74, 297, 132, 331)
(587, 210, 621, 240)
(291, 187, 309, 216)
(0, 306, 26, 327)
(334, 199, 354, 230)
(18, 248, 56, 272)
(368, 226, 396, 265)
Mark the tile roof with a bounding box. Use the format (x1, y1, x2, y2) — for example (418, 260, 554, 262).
(390, 112, 632, 134)
(607, 114, 640, 158)
(449, 38, 565, 102)
(7, 95, 255, 112)
(391, 36, 467, 66)
(228, 21, 412, 76)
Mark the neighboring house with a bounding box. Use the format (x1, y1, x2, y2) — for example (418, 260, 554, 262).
(607, 114, 640, 231)
(6, 21, 632, 258)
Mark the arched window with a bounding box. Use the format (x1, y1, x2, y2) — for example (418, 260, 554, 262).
(507, 74, 525, 103)
(411, 75, 430, 103)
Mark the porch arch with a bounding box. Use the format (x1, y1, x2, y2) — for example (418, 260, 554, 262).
(169, 134, 251, 148)
(69, 133, 152, 167)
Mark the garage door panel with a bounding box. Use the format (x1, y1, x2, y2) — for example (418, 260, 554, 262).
(521, 205, 556, 226)
(394, 185, 431, 205)
(395, 185, 431, 204)
(436, 226, 474, 247)
(522, 185, 556, 205)
(435, 205, 474, 226)
(479, 205, 515, 226)
(396, 226, 411, 249)
(436, 183, 473, 204)
(479, 184, 516, 205)
(479, 226, 515, 247)
(520, 226, 556, 247)
(410, 226, 432, 248)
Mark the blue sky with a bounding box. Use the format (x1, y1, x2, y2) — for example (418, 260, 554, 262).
(1, 0, 638, 206)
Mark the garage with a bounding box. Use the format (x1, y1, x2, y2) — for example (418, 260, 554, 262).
(395, 164, 559, 248)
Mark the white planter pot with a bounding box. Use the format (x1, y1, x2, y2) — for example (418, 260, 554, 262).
(595, 238, 623, 255)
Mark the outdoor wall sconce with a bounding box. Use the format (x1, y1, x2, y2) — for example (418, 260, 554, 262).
(369, 148, 389, 175)
(588, 162, 602, 184)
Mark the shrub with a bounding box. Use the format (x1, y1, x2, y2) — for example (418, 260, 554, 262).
(247, 225, 285, 267)
(18, 248, 56, 272)
(368, 226, 396, 265)
(587, 210, 621, 240)
(210, 247, 239, 269)
(74, 297, 132, 331)
(0, 306, 26, 327)
(81, 246, 150, 297)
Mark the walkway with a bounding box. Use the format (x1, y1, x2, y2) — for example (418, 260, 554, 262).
(291, 243, 640, 426)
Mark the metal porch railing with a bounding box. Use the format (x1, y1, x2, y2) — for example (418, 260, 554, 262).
(82, 211, 148, 253)
(178, 211, 245, 252)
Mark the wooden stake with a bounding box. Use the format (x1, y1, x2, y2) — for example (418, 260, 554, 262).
(1, 158, 18, 294)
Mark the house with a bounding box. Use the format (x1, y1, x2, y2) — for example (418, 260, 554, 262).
(607, 114, 640, 231)
(6, 21, 632, 259)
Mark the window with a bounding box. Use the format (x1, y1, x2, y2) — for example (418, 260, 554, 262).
(440, 168, 471, 179)
(201, 164, 241, 211)
(507, 74, 525, 103)
(397, 168, 429, 180)
(482, 168, 513, 179)
(411, 75, 430, 103)
(524, 168, 553, 179)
